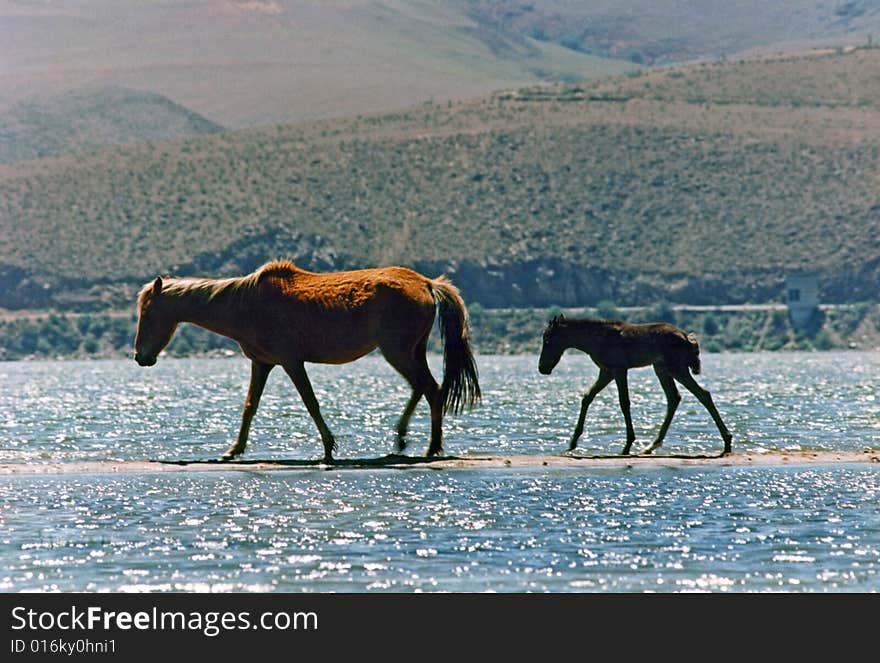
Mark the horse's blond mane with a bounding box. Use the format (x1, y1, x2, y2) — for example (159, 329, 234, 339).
(137, 260, 303, 310)
(256, 259, 301, 279)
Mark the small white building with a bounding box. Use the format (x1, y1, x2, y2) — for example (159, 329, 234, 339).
(786, 274, 819, 328)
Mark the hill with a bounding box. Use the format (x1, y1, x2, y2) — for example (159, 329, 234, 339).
(3, 1, 879, 131)
(0, 0, 636, 130)
(467, 0, 880, 64)
(1, 47, 879, 311)
(0, 86, 224, 164)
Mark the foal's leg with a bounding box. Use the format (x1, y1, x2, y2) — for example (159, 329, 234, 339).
(615, 370, 637, 455)
(672, 369, 733, 455)
(283, 362, 337, 463)
(223, 361, 273, 460)
(569, 368, 613, 451)
(640, 364, 681, 454)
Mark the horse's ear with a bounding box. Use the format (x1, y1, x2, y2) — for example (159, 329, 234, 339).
(558, 313, 566, 321)
(152, 276, 163, 295)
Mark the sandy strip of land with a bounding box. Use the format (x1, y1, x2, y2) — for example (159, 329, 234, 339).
(0, 450, 878, 476)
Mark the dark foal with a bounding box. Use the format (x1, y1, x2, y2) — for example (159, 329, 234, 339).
(538, 315, 732, 455)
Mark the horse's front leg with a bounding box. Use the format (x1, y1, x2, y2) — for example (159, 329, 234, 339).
(569, 368, 612, 451)
(223, 361, 274, 460)
(614, 370, 636, 455)
(283, 362, 337, 463)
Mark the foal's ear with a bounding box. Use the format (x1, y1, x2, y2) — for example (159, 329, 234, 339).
(152, 276, 163, 295)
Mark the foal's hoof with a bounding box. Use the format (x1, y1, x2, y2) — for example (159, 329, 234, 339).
(221, 448, 242, 461)
(639, 445, 659, 455)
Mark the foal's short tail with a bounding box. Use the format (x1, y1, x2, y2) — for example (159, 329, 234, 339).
(431, 276, 481, 415)
(686, 332, 702, 375)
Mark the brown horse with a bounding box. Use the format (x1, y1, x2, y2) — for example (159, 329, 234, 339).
(134, 260, 480, 462)
(538, 315, 732, 455)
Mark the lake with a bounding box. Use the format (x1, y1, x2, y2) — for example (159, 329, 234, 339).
(1, 352, 879, 592)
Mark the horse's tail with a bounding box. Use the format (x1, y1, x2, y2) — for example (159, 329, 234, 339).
(430, 276, 481, 415)
(686, 332, 702, 375)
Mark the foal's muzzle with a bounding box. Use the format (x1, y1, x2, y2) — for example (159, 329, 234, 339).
(135, 353, 156, 367)
(538, 363, 553, 375)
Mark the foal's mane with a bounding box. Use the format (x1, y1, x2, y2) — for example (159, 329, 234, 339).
(549, 315, 624, 330)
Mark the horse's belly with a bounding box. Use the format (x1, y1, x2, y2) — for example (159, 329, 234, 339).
(304, 344, 376, 365)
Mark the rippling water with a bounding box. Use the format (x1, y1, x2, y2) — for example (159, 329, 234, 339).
(1, 352, 879, 592)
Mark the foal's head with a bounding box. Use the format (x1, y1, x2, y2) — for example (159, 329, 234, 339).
(538, 315, 567, 375)
(134, 276, 177, 367)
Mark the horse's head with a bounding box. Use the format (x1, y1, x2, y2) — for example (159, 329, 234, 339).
(134, 276, 177, 367)
(538, 314, 566, 375)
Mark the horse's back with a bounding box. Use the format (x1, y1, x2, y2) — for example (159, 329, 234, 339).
(260, 265, 431, 308)
(609, 321, 694, 368)
(251, 264, 437, 363)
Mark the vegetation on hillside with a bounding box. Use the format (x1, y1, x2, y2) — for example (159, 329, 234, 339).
(0, 87, 224, 164)
(2, 47, 879, 313)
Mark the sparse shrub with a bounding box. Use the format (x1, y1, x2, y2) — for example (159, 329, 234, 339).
(595, 299, 620, 320)
(704, 339, 723, 353)
(646, 301, 676, 324)
(82, 334, 100, 354)
(701, 312, 719, 335)
(813, 330, 834, 350)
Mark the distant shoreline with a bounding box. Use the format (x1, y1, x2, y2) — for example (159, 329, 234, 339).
(2, 302, 878, 360)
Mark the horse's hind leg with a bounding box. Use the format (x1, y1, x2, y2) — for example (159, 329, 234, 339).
(672, 368, 733, 455)
(223, 361, 273, 460)
(640, 364, 681, 454)
(283, 362, 337, 463)
(380, 340, 442, 457)
(394, 389, 422, 452)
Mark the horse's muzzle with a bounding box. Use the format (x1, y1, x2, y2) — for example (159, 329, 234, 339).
(538, 364, 553, 375)
(135, 353, 156, 367)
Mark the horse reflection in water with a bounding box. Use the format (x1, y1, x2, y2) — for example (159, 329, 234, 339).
(539, 315, 732, 456)
(134, 260, 480, 462)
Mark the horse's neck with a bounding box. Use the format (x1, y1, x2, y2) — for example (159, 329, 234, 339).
(168, 279, 250, 341)
(564, 321, 609, 355)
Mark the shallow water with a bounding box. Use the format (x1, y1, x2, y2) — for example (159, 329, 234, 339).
(1, 352, 879, 592)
